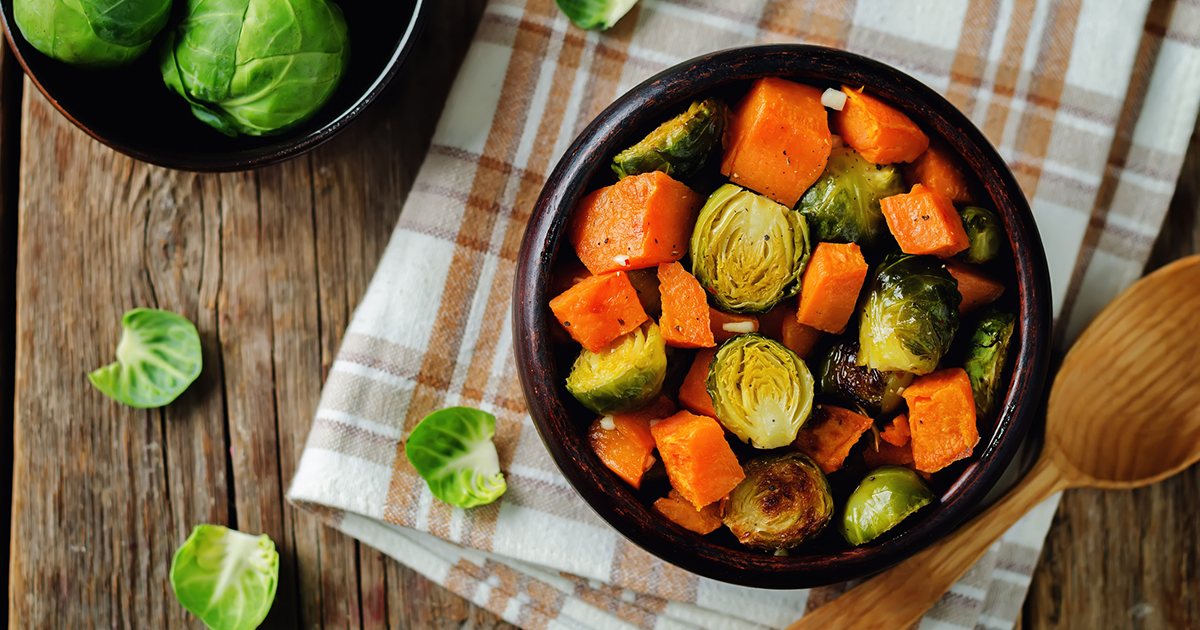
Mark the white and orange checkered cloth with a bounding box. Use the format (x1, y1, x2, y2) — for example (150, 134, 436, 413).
(288, 1, 1200, 628)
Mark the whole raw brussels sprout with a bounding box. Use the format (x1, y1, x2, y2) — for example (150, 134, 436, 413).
(962, 308, 1016, 419)
(957, 206, 1003, 264)
(612, 98, 728, 181)
(707, 333, 814, 449)
(691, 184, 811, 314)
(841, 466, 934, 546)
(797, 148, 905, 250)
(818, 340, 913, 416)
(859, 251, 961, 375)
(724, 452, 834, 552)
(14, 0, 171, 67)
(161, 0, 350, 136)
(566, 322, 667, 415)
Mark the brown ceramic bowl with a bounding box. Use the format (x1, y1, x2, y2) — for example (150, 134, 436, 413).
(513, 45, 1051, 589)
(0, 0, 425, 171)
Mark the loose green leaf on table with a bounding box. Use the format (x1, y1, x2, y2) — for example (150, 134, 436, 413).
(170, 525, 279, 630)
(556, 0, 640, 30)
(88, 308, 202, 408)
(405, 407, 508, 508)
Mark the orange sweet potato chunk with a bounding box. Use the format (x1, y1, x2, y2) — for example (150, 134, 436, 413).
(945, 260, 1005, 314)
(721, 77, 833, 207)
(905, 144, 973, 204)
(678, 349, 719, 419)
(759, 302, 823, 359)
(835, 86, 929, 164)
(880, 414, 911, 447)
(548, 271, 648, 353)
(792, 405, 875, 474)
(569, 171, 702, 276)
(588, 396, 677, 489)
(653, 488, 724, 535)
(904, 368, 980, 473)
(796, 242, 869, 333)
(651, 411, 745, 510)
(658, 262, 716, 349)
(710, 308, 759, 343)
(881, 183, 971, 258)
(863, 439, 916, 469)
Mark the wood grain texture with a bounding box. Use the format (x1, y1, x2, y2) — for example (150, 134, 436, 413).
(1024, 114, 1200, 630)
(7, 1, 511, 628)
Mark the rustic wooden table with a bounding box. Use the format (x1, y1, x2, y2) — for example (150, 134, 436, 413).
(2, 3, 1197, 628)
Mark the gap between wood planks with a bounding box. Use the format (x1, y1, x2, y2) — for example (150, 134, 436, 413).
(1, 39, 25, 626)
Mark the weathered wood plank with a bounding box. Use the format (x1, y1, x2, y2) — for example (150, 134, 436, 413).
(1025, 117, 1200, 630)
(11, 83, 182, 628)
(140, 167, 232, 629)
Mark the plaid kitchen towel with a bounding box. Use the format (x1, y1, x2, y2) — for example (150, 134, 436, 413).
(288, 0, 1200, 628)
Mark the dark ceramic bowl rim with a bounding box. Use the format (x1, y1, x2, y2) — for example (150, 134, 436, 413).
(514, 44, 1051, 589)
(0, 0, 426, 172)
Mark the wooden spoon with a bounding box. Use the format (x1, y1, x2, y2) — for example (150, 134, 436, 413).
(789, 254, 1200, 630)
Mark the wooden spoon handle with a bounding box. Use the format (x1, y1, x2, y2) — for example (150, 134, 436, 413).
(788, 454, 1073, 630)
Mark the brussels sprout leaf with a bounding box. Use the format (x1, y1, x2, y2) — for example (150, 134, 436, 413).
(170, 525, 279, 630)
(405, 407, 507, 508)
(555, 0, 639, 30)
(88, 308, 202, 408)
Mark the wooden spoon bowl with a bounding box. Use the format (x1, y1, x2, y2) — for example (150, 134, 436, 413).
(790, 253, 1200, 630)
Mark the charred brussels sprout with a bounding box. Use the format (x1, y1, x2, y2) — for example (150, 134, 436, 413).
(612, 98, 728, 180)
(859, 251, 961, 375)
(957, 206, 1003, 264)
(707, 333, 814, 449)
(841, 466, 934, 546)
(14, 0, 171, 67)
(691, 184, 810, 314)
(161, 0, 351, 136)
(819, 340, 914, 416)
(962, 308, 1016, 418)
(797, 148, 905, 249)
(566, 322, 667, 415)
(724, 452, 834, 551)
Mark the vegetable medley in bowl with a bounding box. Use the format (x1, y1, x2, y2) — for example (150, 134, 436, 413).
(515, 45, 1050, 587)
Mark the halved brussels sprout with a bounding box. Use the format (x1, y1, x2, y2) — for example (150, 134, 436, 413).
(957, 206, 1003, 264)
(566, 322, 667, 415)
(818, 340, 914, 416)
(612, 98, 728, 180)
(724, 452, 834, 552)
(962, 308, 1016, 419)
(841, 466, 934, 546)
(858, 251, 961, 375)
(707, 333, 814, 449)
(796, 148, 905, 249)
(691, 185, 811, 314)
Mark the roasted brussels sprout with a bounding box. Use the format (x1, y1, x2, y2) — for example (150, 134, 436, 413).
(957, 206, 1003, 264)
(724, 452, 834, 551)
(566, 322, 667, 415)
(161, 0, 351, 136)
(796, 148, 905, 249)
(841, 466, 934, 546)
(707, 333, 814, 449)
(858, 251, 961, 375)
(818, 340, 913, 415)
(962, 308, 1016, 418)
(612, 98, 728, 180)
(14, 0, 170, 67)
(691, 184, 811, 313)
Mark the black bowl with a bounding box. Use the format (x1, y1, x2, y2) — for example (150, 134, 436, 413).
(0, 0, 425, 171)
(513, 45, 1052, 589)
